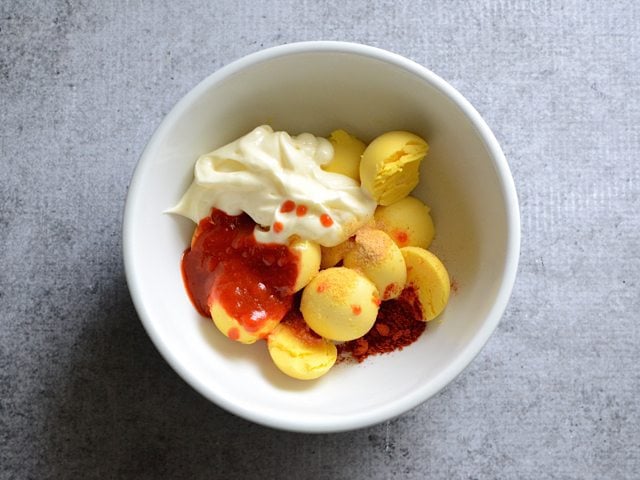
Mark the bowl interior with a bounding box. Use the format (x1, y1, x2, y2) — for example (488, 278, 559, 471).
(124, 44, 517, 432)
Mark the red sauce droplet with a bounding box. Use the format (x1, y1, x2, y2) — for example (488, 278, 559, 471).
(351, 305, 362, 315)
(181, 209, 299, 332)
(372, 296, 381, 307)
(316, 283, 326, 293)
(228, 327, 240, 340)
(273, 221, 284, 233)
(394, 230, 409, 245)
(296, 204, 308, 217)
(320, 214, 333, 227)
(280, 200, 296, 213)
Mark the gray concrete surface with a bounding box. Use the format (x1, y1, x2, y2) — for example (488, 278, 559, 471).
(1, 1, 639, 478)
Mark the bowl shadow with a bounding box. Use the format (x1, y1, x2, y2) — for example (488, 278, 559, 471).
(197, 317, 317, 392)
(41, 268, 381, 479)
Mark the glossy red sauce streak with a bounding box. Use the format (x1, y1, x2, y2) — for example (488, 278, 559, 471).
(181, 209, 298, 330)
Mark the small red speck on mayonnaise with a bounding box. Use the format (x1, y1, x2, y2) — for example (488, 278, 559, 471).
(296, 204, 308, 217)
(280, 200, 296, 213)
(273, 222, 284, 233)
(320, 214, 333, 227)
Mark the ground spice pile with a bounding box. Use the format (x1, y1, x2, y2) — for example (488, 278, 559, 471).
(338, 285, 426, 362)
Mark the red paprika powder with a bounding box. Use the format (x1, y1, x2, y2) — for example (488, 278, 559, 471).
(338, 285, 426, 362)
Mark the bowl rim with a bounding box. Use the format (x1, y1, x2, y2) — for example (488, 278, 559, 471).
(123, 40, 521, 433)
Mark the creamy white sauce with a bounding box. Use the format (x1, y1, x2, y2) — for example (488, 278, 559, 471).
(168, 125, 375, 247)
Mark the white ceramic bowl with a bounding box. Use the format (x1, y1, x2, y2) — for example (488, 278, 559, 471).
(123, 41, 520, 432)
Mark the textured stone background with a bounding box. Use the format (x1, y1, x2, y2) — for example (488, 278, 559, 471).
(1, 1, 639, 478)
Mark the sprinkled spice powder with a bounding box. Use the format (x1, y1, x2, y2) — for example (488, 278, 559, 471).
(337, 285, 426, 363)
(279, 305, 325, 346)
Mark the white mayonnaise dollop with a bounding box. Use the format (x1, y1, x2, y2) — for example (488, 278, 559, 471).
(168, 125, 375, 247)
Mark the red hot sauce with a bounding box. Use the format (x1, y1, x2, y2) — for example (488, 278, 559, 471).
(181, 208, 299, 334)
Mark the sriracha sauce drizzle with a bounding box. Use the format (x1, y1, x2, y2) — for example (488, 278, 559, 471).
(181, 208, 299, 333)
